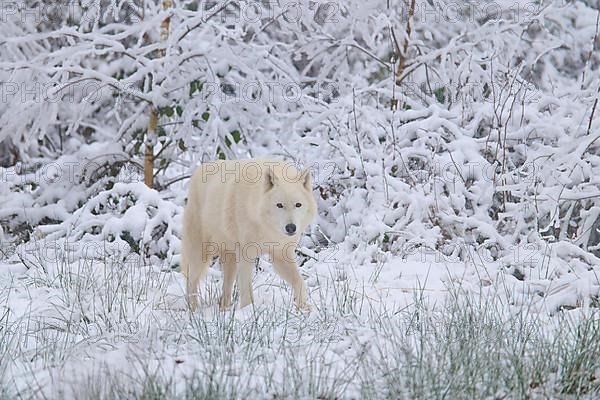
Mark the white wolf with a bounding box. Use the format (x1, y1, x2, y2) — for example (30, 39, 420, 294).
(180, 159, 317, 310)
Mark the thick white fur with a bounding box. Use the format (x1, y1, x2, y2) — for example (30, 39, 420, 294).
(181, 159, 317, 310)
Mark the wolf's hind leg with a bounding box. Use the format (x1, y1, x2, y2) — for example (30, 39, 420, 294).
(181, 231, 210, 311)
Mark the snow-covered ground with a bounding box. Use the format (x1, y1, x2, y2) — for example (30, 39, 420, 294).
(1, 243, 598, 398)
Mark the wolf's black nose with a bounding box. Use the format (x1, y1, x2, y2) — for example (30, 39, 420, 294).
(285, 224, 297, 235)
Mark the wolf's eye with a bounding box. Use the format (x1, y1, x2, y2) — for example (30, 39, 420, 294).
(276, 203, 284, 208)
(295, 203, 302, 208)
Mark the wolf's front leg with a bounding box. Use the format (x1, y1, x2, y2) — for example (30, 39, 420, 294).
(220, 251, 237, 309)
(272, 255, 308, 309)
(238, 258, 255, 308)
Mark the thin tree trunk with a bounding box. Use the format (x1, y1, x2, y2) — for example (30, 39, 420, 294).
(144, 109, 158, 187)
(144, 0, 172, 188)
(395, 0, 416, 86)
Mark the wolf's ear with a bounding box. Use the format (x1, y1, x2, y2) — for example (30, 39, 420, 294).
(265, 168, 279, 191)
(300, 168, 312, 191)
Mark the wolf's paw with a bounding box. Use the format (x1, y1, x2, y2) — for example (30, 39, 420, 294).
(239, 299, 254, 309)
(188, 296, 199, 312)
(219, 300, 231, 311)
(219, 296, 232, 310)
(295, 300, 311, 312)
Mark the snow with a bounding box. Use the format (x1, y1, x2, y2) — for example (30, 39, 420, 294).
(0, 248, 458, 395)
(1, 0, 600, 397)
(1, 246, 597, 398)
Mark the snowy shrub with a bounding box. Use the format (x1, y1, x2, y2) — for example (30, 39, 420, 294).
(32, 181, 182, 267)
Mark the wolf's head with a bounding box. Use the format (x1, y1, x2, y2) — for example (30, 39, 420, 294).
(260, 164, 317, 240)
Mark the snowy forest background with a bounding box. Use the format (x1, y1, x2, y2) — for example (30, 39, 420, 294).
(1, 0, 599, 398)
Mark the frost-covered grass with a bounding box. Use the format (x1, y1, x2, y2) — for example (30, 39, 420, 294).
(360, 292, 599, 399)
(1, 249, 598, 399)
